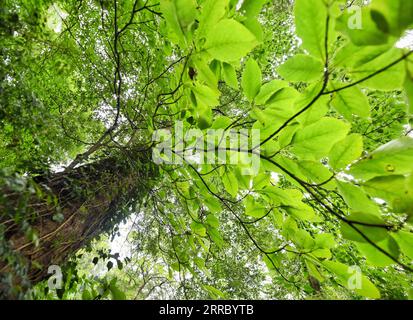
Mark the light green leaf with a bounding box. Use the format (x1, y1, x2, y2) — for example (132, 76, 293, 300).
(207, 226, 224, 248)
(277, 54, 324, 82)
(160, 0, 197, 46)
(294, 160, 333, 186)
(206, 214, 220, 228)
(263, 187, 321, 222)
(355, 236, 400, 267)
(392, 231, 413, 260)
(240, 0, 268, 18)
(336, 181, 381, 216)
(203, 284, 227, 299)
(197, 0, 229, 39)
(244, 195, 267, 218)
(331, 86, 370, 120)
(321, 261, 381, 299)
(336, 7, 389, 46)
(253, 173, 271, 190)
(349, 137, 413, 180)
(293, 229, 315, 250)
(315, 233, 337, 249)
(222, 169, 238, 197)
(191, 221, 207, 237)
(109, 280, 127, 300)
(222, 63, 238, 89)
(329, 134, 363, 170)
(243, 17, 264, 43)
(371, 0, 413, 37)
(405, 75, 413, 116)
(350, 48, 406, 91)
(294, 0, 328, 59)
(340, 212, 388, 243)
(204, 195, 222, 213)
(241, 58, 262, 102)
(255, 80, 287, 105)
(204, 19, 259, 62)
(291, 117, 350, 160)
(363, 175, 413, 214)
(192, 84, 220, 107)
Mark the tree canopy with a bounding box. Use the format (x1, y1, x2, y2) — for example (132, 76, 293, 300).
(1, 0, 413, 300)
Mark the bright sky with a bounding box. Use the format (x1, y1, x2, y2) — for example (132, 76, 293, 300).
(397, 31, 413, 49)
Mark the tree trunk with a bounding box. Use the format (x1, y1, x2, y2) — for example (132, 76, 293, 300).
(0, 150, 156, 298)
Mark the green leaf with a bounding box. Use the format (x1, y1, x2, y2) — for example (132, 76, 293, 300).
(329, 134, 363, 170)
(109, 280, 126, 300)
(294, 159, 333, 186)
(371, 0, 413, 37)
(293, 229, 315, 250)
(263, 253, 281, 271)
(82, 289, 92, 300)
(336, 7, 389, 46)
(363, 175, 405, 203)
(355, 236, 400, 267)
(204, 195, 222, 213)
(253, 173, 271, 190)
(197, 0, 229, 39)
(240, 0, 268, 18)
(244, 195, 267, 218)
(266, 87, 300, 107)
(263, 187, 321, 222)
(222, 63, 238, 89)
(203, 284, 227, 299)
(191, 221, 207, 237)
(336, 181, 380, 216)
(204, 19, 259, 62)
(192, 84, 220, 107)
(350, 48, 406, 91)
(392, 231, 413, 260)
(193, 56, 218, 87)
(160, 0, 197, 46)
(206, 214, 220, 228)
(305, 260, 324, 282)
(349, 137, 413, 180)
(340, 212, 388, 243)
(315, 233, 337, 249)
(362, 175, 413, 214)
(291, 118, 350, 160)
(211, 116, 232, 129)
(321, 261, 381, 299)
(331, 86, 370, 120)
(222, 169, 238, 197)
(241, 58, 262, 102)
(334, 43, 390, 70)
(207, 226, 224, 248)
(255, 80, 287, 105)
(277, 55, 324, 82)
(243, 17, 264, 43)
(405, 75, 413, 116)
(295, 84, 329, 125)
(278, 124, 300, 149)
(294, 0, 328, 59)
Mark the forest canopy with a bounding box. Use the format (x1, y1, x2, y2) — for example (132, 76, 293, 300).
(1, 0, 413, 300)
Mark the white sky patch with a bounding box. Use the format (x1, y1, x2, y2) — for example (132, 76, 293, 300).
(396, 30, 413, 49)
(270, 172, 280, 185)
(109, 213, 139, 259)
(46, 4, 68, 33)
(236, 0, 244, 11)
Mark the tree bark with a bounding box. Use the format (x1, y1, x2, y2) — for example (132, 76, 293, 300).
(0, 150, 156, 298)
